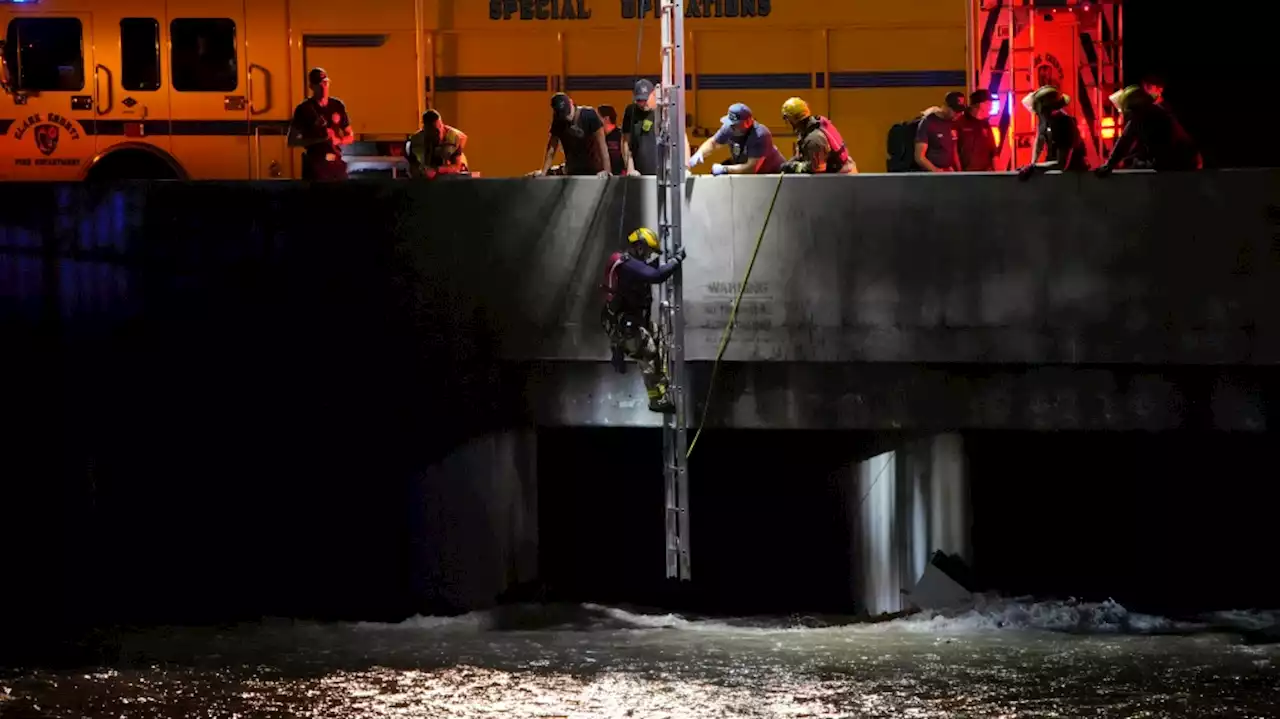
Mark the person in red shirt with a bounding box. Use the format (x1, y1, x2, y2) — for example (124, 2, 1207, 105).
(956, 89, 998, 171)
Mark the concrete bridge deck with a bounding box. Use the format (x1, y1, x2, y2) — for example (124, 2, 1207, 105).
(1, 170, 1277, 430)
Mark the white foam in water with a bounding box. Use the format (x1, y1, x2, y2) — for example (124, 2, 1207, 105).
(352, 611, 495, 632)
(855, 594, 1199, 634)
(349, 599, 1279, 639)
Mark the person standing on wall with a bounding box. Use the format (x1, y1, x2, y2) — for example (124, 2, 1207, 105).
(778, 96, 857, 174)
(407, 110, 469, 178)
(957, 89, 997, 171)
(1096, 85, 1201, 174)
(689, 103, 786, 176)
(1017, 86, 1089, 180)
(288, 68, 354, 181)
(623, 79, 693, 176)
(913, 91, 964, 172)
(535, 93, 612, 177)
(598, 105, 626, 175)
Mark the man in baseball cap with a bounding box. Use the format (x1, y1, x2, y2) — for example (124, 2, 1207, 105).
(633, 78, 655, 104)
(688, 102, 785, 175)
(536, 92, 611, 177)
(287, 67, 354, 180)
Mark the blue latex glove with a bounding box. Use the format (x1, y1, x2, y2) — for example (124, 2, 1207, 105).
(711, 163, 728, 176)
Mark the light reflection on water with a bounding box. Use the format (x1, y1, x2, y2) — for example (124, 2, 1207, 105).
(2, 603, 1278, 718)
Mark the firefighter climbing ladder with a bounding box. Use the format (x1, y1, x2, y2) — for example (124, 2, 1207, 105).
(656, 0, 691, 581)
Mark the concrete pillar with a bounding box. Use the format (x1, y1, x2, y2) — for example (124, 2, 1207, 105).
(414, 430, 538, 611)
(845, 433, 970, 616)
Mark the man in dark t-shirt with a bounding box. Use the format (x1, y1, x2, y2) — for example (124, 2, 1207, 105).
(287, 67, 354, 181)
(623, 79, 660, 176)
(599, 104, 625, 175)
(537, 92, 610, 177)
(622, 79, 693, 176)
(913, 91, 964, 172)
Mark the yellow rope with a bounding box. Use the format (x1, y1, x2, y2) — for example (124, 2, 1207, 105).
(685, 172, 785, 458)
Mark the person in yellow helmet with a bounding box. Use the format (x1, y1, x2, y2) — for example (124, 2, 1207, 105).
(779, 97, 857, 174)
(407, 110, 468, 179)
(1096, 85, 1201, 175)
(601, 227, 687, 413)
(1017, 85, 1088, 180)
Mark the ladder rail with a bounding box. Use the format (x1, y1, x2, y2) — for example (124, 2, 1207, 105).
(657, 0, 690, 581)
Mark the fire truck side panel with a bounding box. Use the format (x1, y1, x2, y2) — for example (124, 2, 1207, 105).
(89, 3, 177, 178)
(164, 0, 249, 180)
(0, 6, 97, 180)
(828, 24, 970, 173)
(558, 27, 664, 135)
(244, 0, 292, 180)
(425, 0, 968, 176)
(300, 32, 420, 140)
(429, 29, 560, 177)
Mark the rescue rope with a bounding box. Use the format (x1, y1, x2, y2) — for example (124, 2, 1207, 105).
(685, 171, 786, 459)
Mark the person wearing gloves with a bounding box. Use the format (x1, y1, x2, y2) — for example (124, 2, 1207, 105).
(600, 227, 687, 413)
(1096, 85, 1201, 175)
(1017, 85, 1088, 180)
(688, 103, 785, 176)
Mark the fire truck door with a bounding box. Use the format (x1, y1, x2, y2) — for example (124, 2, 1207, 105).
(165, 0, 250, 179)
(0, 12, 97, 181)
(90, 7, 173, 171)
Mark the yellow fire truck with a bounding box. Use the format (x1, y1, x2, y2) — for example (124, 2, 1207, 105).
(0, 0, 1119, 181)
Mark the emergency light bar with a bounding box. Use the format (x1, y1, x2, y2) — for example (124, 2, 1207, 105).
(0, 1, 42, 4)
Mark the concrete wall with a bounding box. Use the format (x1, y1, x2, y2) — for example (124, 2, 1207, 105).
(843, 434, 970, 616)
(525, 360, 1275, 431)
(414, 430, 539, 612)
(3, 172, 1275, 368)
(400, 170, 1280, 364)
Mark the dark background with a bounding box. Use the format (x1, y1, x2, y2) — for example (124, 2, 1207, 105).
(1123, 1, 1273, 168)
(541, 428, 1280, 619)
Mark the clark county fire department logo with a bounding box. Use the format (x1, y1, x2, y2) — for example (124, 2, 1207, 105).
(1034, 53, 1065, 91)
(34, 124, 59, 156)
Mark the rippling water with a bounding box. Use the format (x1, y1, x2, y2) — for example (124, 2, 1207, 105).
(3, 600, 1278, 718)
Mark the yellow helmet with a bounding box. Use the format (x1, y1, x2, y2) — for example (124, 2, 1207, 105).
(1108, 85, 1152, 113)
(781, 97, 811, 123)
(627, 227, 659, 250)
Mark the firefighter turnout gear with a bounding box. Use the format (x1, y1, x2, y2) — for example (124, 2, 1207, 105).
(780, 97, 856, 174)
(1099, 85, 1202, 173)
(601, 227, 686, 413)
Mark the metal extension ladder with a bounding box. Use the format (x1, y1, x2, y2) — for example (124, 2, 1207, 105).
(656, 0, 690, 581)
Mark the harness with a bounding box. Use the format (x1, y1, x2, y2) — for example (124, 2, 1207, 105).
(600, 252, 631, 338)
(801, 116, 849, 171)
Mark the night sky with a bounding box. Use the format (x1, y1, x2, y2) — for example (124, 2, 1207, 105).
(1123, 1, 1273, 168)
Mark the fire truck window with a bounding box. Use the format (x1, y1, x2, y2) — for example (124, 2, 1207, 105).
(120, 18, 160, 92)
(170, 18, 237, 92)
(3, 18, 85, 92)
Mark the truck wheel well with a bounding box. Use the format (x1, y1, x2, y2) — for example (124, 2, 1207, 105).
(84, 147, 183, 182)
